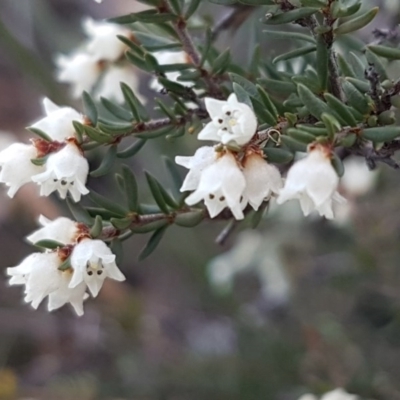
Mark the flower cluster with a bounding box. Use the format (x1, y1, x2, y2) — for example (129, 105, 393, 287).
(176, 94, 346, 220)
(56, 18, 138, 102)
(7, 216, 125, 316)
(0, 98, 89, 201)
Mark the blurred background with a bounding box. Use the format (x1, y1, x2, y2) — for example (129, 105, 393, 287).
(0, 0, 400, 399)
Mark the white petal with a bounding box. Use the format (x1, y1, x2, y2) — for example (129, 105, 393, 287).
(26, 216, 78, 245)
(43, 98, 60, 114)
(205, 97, 226, 119)
(197, 122, 220, 142)
(0, 143, 44, 198)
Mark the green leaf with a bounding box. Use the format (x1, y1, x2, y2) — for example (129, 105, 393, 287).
(341, 79, 369, 114)
(367, 44, 400, 60)
(256, 85, 278, 119)
(280, 135, 308, 152)
(230, 73, 260, 100)
(101, 97, 133, 121)
(250, 200, 270, 229)
(90, 145, 118, 177)
(362, 126, 400, 142)
(174, 210, 204, 227)
(331, 153, 344, 177)
(135, 125, 174, 139)
(67, 197, 94, 225)
(365, 49, 388, 81)
(345, 77, 370, 93)
(89, 190, 128, 217)
(287, 128, 317, 144)
(138, 225, 168, 261)
(211, 48, 231, 74)
(262, 7, 319, 25)
(163, 156, 183, 198)
(263, 147, 294, 163)
(122, 165, 139, 212)
(81, 124, 111, 143)
(323, 93, 358, 126)
(34, 240, 65, 249)
(321, 113, 341, 139)
(337, 53, 356, 78)
(296, 125, 328, 136)
(89, 215, 103, 238)
(297, 83, 328, 119)
(30, 156, 48, 166)
(121, 82, 149, 122)
(131, 219, 168, 233)
(110, 238, 124, 265)
(58, 257, 72, 271)
(117, 139, 147, 158)
(263, 30, 315, 43)
(334, 7, 379, 35)
(27, 127, 52, 142)
(82, 91, 98, 125)
(185, 0, 202, 18)
(316, 35, 328, 91)
(233, 82, 252, 108)
(258, 78, 296, 96)
(145, 171, 170, 214)
(251, 98, 277, 126)
(273, 45, 316, 64)
(111, 217, 133, 230)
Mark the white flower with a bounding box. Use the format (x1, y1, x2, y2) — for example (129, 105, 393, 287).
(31, 142, 89, 202)
(97, 65, 144, 103)
(0, 143, 44, 197)
(341, 157, 377, 197)
(198, 94, 257, 147)
(277, 146, 346, 219)
(30, 98, 83, 142)
(175, 146, 216, 192)
(70, 239, 125, 297)
(298, 389, 358, 400)
(56, 53, 102, 98)
(27, 215, 79, 246)
(185, 151, 246, 219)
(242, 153, 282, 210)
(150, 50, 192, 91)
(83, 18, 129, 62)
(7, 252, 87, 316)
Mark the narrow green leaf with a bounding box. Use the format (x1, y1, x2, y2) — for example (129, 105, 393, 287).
(263, 30, 315, 43)
(185, 0, 201, 18)
(131, 219, 168, 234)
(323, 93, 358, 126)
(122, 165, 139, 212)
(174, 210, 204, 227)
(138, 225, 168, 261)
(273, 45, 316, 64)
(262, 7, 318, 25)
(121, 82, 149, 122)
(345, 77, 370, 93)
(297, 83, 328, 119)
(280, 135, 308, 152)
(233, 82, 252, 108)
(263, 147, 294, 163)
(362, 126, 400, 142)
(67, 197, 94, 225)
(117, 139, 147, 158)
(296, 125, 328, 136)
(211, 48, 231, 74)
(334, 7, 379, 35)
(316, 35, 328, 91)
(111, 217, 133, 230)
(331, 153, 344, 177)
(337, 53, 356, 78)
(34, 240, 65, 249)
(89, 215, 103, 238)
(110, 238, 124, 265)
(367, 44, 400, 60)
(341, 79, 369, 114)
(101, 97, 133, 121)
(230, 73, 260, 99)
(287, 128, 317, 144)
(27, 127, 52, 142)
(258, 78, 296, 96)
(163, 156, 183, 198)
(89, 191, 128, 216)
(90, 145, 118, 177)
(256, 85, 279, 118)
(321, 113, 341, 139)
(251, 98, 277, 126)
(145, 171, 170, 214)
(82, 91, 98, 125)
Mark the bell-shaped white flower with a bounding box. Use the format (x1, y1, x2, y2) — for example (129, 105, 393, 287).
(31, 142, 89, 202)
(242, 152, 283, 210)
(341, 157, 377, 197)
(0, 143, 44, 197)
(175, 146, 216, 192)
(298, 389, 358, 400)
(30, 98, 83, 142)
(150, 51, 192, 91)
(198, 94, 257, 147)
(27, 215, 79, 246)
(276, 146, 346, 219)
(97, 65, 144, 103)
(185, 152, 246, 219)
(56, 53, 102, 98)
(7, 252, 87, 316)
(83, 18, 129, 62)
(70, 239, 125, 297)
